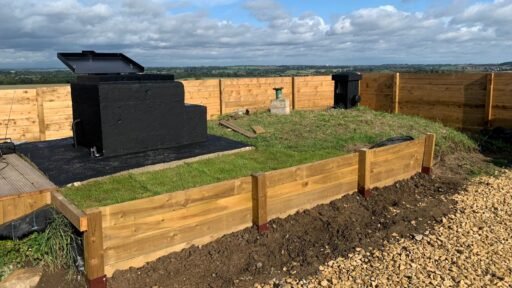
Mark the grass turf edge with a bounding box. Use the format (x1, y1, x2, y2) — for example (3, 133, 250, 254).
(62, 107, 479, 209)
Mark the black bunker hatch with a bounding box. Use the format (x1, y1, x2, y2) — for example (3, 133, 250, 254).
(57, 50, 207, 157)
(332, 72, 363, 109)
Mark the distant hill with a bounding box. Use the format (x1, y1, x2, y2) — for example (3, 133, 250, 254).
(500, 62, 512, 66)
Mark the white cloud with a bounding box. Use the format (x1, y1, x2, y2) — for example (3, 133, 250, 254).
(437, 25, 496, 41)
(186, 0, 239, 7)
(0, 0, 510, 67)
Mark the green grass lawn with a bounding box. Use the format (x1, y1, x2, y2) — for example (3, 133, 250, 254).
(62, 107, 477, 209)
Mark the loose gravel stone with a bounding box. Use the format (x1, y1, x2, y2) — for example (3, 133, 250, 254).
(259, 170, 512, 288)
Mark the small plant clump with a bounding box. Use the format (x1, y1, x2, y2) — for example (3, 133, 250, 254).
(0, 211, 76, 280)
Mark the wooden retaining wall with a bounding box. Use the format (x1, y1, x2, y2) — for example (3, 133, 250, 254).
(75, 134, 435, 280)
(265, 153, 358, 219)
(0, 191, 51, 224)
(0, 134, 435, 287)
(94, 177, 254, 276)
(1, 73, 511, 142)
(0, 190, 87, 230)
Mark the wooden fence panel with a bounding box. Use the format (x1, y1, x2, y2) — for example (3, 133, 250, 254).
(293, 76, 333, 110)
(360, 73, 394, 112)
(1, 73, 511, 141)
(221, 77, 293, 114)
(39, 86, 73, 140)
(398, 73, 488, 129)
(182, 79, 221, 119)
(368, 138, 425, 188)
(97, 177, 253, 276)
(492, 73, 512, 127)
(0, 88, 40, 141)
(265, 153, 358, 219)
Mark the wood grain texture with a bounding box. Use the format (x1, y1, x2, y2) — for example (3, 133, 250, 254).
(98, 177, 253, 274)
(0, 89, 39, 141)
(36, 89, 46, 141)
(399, 73, 487, 129)
(294, 75, 333, 110)
(0, 154, 56, 198)
(360, 73, 394, 113)
(291, 76, 297, 110)
(251, 173, 267, 227)
(51, 191, 88, 231)
(266, 153, 358, 219)
(182, 79, 221, 119)
(39, 86, 72, 140)
(219, 120, 257, 138)
(92, 136, 431, 276)
(102, 194, 252, 268)
(104, 220, 250, 276)
(221, 77, 293, 114)
(369, 138, 425, 188)
(0, 190, 51, 225)
(2, 73, 511, 141)
(96, 177, 252, 227)
(393, 73, 400, 113)
(358, 149, 371, 192)
(422, 133, 436, 172)
(84, 209, 105, 280)
(492, 73, 512, 127)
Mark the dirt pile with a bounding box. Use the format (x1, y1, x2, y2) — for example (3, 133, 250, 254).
(260, 170, 512, 288)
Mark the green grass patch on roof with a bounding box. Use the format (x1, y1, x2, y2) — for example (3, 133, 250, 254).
(62, 107, 477, 209)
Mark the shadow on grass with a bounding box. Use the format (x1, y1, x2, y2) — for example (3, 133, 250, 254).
(468, 127, 512, 169)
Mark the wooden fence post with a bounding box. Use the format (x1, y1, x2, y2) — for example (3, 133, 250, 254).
(84, 209, 106, 288)
(421, 133, 436, 175)
(358, 149, 372, 198)
(392, 73, 400, 114)
(219, 78, 224, 116)
(485, 73, 495, 127)
(36, 89, 46, 141)
(251, 173, 268, 233)
(291, 76, 296, 110)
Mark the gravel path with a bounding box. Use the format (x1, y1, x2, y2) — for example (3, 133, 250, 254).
(258, 170, 512, 288)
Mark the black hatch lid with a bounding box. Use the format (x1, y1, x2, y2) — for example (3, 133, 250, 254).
(332, 72, 362, 81)
(57, 50, 144, 75)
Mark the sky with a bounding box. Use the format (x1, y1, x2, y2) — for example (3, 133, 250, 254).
(0, 0, 510, 68)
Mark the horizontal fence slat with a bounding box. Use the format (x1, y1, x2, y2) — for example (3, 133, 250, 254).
(1, 73, 510, 141)
(103, 194, 252, 265)
(267, 167, 358, 200)
(99, 177, 252, 227)
(102, 193, 251, 245)
(266, 153, 358, 219)
(369, 138, 425, 188)
(267, 180, 357, 220)
(0, 191, 51, 225)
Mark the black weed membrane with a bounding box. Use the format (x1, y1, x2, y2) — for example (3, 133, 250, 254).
(0, 207, 54, 240)
(0, 207, 85, 273)
(370, 135, 415, 149)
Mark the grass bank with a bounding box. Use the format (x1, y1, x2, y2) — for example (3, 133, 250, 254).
(62, 107, 477, 209)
